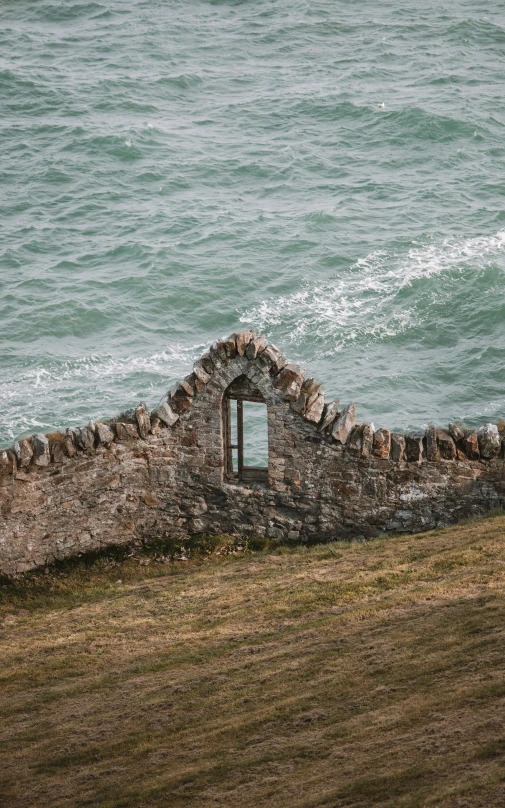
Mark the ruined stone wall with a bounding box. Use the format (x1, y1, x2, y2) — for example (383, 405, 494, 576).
(1, 331, 505, 576)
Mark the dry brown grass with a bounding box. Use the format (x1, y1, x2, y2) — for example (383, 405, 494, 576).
(1, 514, 505, 808)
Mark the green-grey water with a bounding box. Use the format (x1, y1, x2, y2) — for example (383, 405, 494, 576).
(2, 0, 505, 459)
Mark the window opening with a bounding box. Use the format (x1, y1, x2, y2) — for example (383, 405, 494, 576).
(224, 392, 268, 483)
(229, 399, 239, 473)
(242, 401, 268, 468)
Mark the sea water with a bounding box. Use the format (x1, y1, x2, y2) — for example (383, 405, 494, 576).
(2, 0, 505, 463)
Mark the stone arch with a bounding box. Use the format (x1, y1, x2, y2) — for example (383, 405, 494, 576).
(167, 335, 316, 488)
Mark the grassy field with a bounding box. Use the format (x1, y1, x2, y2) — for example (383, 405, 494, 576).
(1, 515, 505, 808)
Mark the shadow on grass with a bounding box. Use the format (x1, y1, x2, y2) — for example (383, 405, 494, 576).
(0, 532, 278, 612)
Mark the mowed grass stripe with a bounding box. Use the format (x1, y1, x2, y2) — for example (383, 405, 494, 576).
(1, 514, 505, 807)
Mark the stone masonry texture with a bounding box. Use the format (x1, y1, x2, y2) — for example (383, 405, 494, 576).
(1, 332, 505, 576)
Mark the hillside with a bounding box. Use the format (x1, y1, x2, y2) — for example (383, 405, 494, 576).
(1, 515, 505, 808)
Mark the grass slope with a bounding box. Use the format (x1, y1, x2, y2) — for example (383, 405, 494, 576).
(1, 515, 505, 808)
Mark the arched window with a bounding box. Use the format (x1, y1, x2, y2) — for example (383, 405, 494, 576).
(223, 376, 268, 483)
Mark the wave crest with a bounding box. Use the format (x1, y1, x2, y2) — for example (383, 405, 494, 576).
(242, 232, 505, 350)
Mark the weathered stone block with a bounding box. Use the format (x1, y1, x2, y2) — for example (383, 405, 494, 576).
(448, 422, 466, 442)
(135, 402, 151, 439)
(462, 431, 479, 460)
(301, 378, 321, 397)
(210, 340, 228, 365)
(15, 438, 33, 468)
(114, 422, 139, 441)
(32, 434, 51, 466)
(77, 426, 95, 452)
(292, 394, 307, 414)
(478, 423, 501, 459)
(95, 422, 115, 446)
(436, 428, 456, 460)
(51, 442, 67, 463)
(216, 339, 229, 361)
(390, 433, 406, 463)
(319, 399, 340, 432)
(64, 429, 78, 457)
(274, 364, 306, 403)
(425, 425, 440, 462)
(0, 450, 15, 477)
(181, 375, 196, 397)
(304, 394, 325, 425)
(245, 335, 266, 360)
(224, 334, 238, 359)
(46, 432, 65, 461)
(11, 441, 22, 466)
(270, 354, 287, 375)
(193, 361, 211, 385)
(406, 433, 424, 463)
(361, 423, 374, 458)
(152, 401, 179, 428)
(170, 385, 193, 413)
(347, 425, 363, 455)
(257, 344, 282, 371)
(186, 497, 208, 517)
(332, 403, 356, 444)
(236, 330, 255, 356)
(150, 415, 162, 435)
(373, 428, 391, 459)
(200, 352, 214, 375)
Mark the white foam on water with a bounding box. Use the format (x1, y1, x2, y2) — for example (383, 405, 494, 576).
(402, 231, 505, 281)
(242, 232, 505, 349)
(3, 232, 505, 445)
(0, 341, 207, 445)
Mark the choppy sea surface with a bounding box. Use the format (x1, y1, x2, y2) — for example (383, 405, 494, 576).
(2, 0, 505, 453)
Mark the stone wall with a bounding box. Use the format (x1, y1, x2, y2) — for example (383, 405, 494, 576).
(1, 331, 505, 576)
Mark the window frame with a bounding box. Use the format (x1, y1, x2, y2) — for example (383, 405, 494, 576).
(223, 392, 268, 484)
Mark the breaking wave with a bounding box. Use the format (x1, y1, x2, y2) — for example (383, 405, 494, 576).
(0, 344, 206, 445)
(242, 232, 505, 351)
